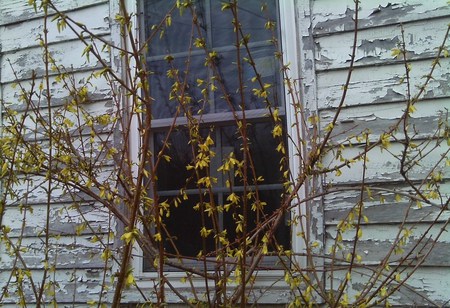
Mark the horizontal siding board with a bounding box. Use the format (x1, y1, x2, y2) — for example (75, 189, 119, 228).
(0, 0, 108, 26)
(319, 98, 450, 143)
(0, 3, 110, 53)
(5, 167, 117, 204)
(0, 269, 112, 304)
(0, 0, 117, 306)
(317, 1, 450, 304)
(0, 235, 108, 270)
(0, 35, 110, 83)
(328, 267, 450, 306)
(1, 70, 112, 109)
(326, 223, 450, 244)
(311, 0, 450, 36)
(316, 58, 450, 109)
(2, 100, 116, 143)
(322, 141, 450, 184)
(315, 17, 450, 71)
(324, 187, 450, 225)
(325, 237, 450, 267)
(2, 203, 112, 238)
(325, 223, 450, 266)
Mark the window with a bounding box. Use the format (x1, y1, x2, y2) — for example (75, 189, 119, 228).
(141, 0, 293, 272)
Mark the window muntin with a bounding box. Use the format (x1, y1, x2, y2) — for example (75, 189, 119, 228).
(143, 0, 289, 271)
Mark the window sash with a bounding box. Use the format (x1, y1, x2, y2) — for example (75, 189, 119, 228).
(141, 0, 290, 271)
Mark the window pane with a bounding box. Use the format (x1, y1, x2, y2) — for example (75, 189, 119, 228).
(154, 129, 196, 191)
(221, 121, 284, 185)
(163, 195, 216, 257)
(146, 0, 280, 119)
(149, 55, 208, 119)
(210, 0, 277, 47)
(145, 0, 206, 56)
(155, 121, 283, 190)
(223, 189, 290, 250)
(215, 46, 279, 113)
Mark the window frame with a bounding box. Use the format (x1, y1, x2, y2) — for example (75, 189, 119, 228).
(127, 0, 306, 284)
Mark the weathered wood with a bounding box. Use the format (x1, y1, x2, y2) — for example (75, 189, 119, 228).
(325, 237, 450, 267)
(324, 186, 450, 225)
(2, 203, 112, 238)
(0, 0, 117, 306)
(325, 223, 450, 266)
(315, 17, 450, 71)
(0, 3, 110, 53)
(1, 70, 112, 109)
(0, 268, 112, 304)
(322, 140, 450, 184)
(0, 236, 108, 270)
(327, 267, 450, 306)
(0, 0, 108, 26)
(5, 167, 117, 205)
(1, 36, 110, 83)
(319, 98, 450, 143)
(312, 0, 450, 36)
(316, 58, 450, 109)
(2, 100, 116, 143)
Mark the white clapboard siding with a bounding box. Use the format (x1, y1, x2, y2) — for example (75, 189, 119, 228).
(325, 222, 450, 265)
(315, 16, 450, 71)
(324, 182, 450, 224)
(328, 267, 450, 306)
(322, 140, 449, 183)
(312, 0, 450, 305)
(316, 58, 450, 109)
(2, 202, 112, 238)
(2, 70, 112, 109)
(1, 37, 110, 83)
(0, 268, 112, 304)
(5, 100, 116, 143)
(312, 0, 450, 36)
(0, 0, 108, 25)
(5, 166, 117, 204)
(0, 2, 110, 53)
(0, 234, 108, 269)
(320, 98, 450, 143)
(0, 0, 116, 306)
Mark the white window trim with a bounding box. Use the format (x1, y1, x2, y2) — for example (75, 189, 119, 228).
(122, 0, 307, 287)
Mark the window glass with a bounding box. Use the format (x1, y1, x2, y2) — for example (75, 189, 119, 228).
(144, 1, 206, 55)
(210, 1, 277, 47)
(149, 55, 208, 119)
(215, 47, 280, 113)
(146, 0, 280, 119)
(143, 0, 288, 268)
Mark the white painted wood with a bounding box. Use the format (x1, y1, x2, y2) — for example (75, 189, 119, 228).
(324, 186, 450, 225)
(0, 268, 113, 304)
(312, 0, 450, 35)
(323, 140, 450, 184)
(320, 98, 450, 143)
(315, 17, 450, 71)
(0, 3, 110, 53)
(0, 0, 108, 25)
(280, 0, 308, 270)
(0, 234, 108, 269)
(316, 58, 450, 109)
(2, 70, 111, 109)
(2, 202, 112, 238)
(327, 267, 450, 306)
(1, 36, 110, 83)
